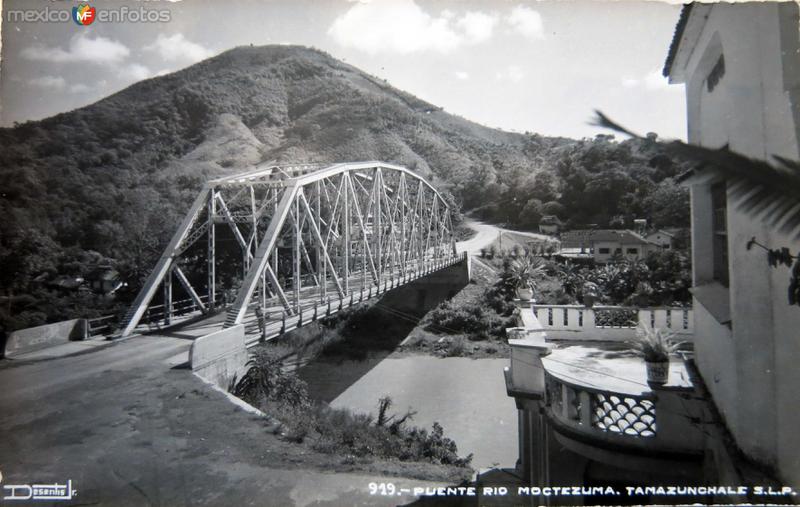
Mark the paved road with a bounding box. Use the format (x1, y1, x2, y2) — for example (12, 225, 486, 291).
(456, 219, 556, 255)
(0, 321, 447, 506)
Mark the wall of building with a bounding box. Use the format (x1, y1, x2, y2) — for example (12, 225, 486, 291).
(592, 240, 650, 263)
(646, 233, 672, 249)
(680, 2, 800, 484)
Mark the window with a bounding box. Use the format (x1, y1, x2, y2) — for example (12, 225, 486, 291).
(614, 248, 622, 254)
(627, 248, 638, 255)
(598, 248, 610, 254)
(706, 54, 725, 93)
(711, 182, 729, 286)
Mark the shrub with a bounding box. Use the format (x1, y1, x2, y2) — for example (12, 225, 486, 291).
(445, 337, 467, 356)
(427, 300, 510, 339)
(231, 348, 311, 409)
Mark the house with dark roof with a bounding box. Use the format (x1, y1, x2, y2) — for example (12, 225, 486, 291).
(558, 229, 658, 263)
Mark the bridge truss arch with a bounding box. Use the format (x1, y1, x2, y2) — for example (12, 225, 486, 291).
(120, 161, 458, 337)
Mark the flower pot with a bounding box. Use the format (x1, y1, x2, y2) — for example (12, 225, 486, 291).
(583, 294, 596, 308)
(646, 360, 669, 384)
(516, 287, 534, 301)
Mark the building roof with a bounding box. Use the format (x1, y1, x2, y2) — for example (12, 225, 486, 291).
(589, 229, 654, 245)
(662, 3, 694, 77)
(646, 229, 676, 238)
(561, 229, 657, 248)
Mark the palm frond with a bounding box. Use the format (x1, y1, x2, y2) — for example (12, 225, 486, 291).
(591, 111, 800, 238)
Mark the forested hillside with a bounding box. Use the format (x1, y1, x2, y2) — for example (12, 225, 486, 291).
(0, 45, 690, 332)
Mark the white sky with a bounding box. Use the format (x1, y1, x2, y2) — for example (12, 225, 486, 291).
(0, 0, 688, 140)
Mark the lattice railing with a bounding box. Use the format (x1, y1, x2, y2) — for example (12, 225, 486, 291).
(591, 392, 656, 437)
(545, 372, 657, 439)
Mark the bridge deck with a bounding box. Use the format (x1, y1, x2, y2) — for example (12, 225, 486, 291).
(135, 253, 466, 346)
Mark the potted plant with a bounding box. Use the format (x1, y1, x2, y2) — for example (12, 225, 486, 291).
(581, 281, 600, 307)
(629, 323, 683, 384)
(504, 257, 545, 301)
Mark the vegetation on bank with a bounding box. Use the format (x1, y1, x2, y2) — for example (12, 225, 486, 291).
(231, 348, 473, 468)
(541, 250, 693, 307)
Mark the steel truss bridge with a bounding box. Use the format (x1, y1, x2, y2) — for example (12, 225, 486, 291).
(120, 161, 462, 343)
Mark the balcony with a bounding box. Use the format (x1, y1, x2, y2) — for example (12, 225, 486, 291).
(505, 304, 707, 472)
(541, 345, 705, 457)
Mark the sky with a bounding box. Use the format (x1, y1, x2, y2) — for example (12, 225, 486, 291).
(0, 0, 688, 140)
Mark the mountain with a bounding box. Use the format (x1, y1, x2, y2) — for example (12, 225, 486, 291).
(0, 45, 689, 331)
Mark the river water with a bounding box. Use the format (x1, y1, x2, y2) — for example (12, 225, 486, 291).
(298, 355, 519, 471)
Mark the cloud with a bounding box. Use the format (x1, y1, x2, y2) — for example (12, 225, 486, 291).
(29, 76, 66, 90)
(456, 11, 498, 44)
(621, 77, 639, 89)
(67, 80, 109, 94)
(621, 70, 680, 92)
(119, 63, 151, 81)
(328, 0, 497, 55)
(642, 70, 673, 90)
(21, 34, 130, 64)
(68, 83, 92, 94)
(496, 65, 525, 83)
(455, 71, 470, 80)
(507, 5, 544, 40)
(144, 33, 212, 62)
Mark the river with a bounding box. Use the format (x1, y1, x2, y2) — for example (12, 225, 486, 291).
(298, 354, 519, 471)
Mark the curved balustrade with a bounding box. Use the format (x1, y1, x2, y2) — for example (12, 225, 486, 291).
(541, 354, 705, 456)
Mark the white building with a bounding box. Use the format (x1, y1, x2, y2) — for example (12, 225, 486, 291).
(559, 229, 658, 263)
(498, 4, 800, 502)
(645, 229, 677, 249)
(665, 1, 800, 488)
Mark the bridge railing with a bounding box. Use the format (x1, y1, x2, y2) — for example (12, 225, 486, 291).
(242, 251, 467, 346)
(87, 293, 224, 338)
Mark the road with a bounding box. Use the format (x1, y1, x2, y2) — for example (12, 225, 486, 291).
(0, 218, 532, 505)
(456, 219, 556, 255)
(0, 320, 448, 506)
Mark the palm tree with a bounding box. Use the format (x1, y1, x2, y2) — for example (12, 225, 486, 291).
(591, 111, 800, 307)
(591, 111, 800, 238)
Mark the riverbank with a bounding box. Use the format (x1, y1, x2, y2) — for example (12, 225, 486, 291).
(398, 258, 514, 359)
